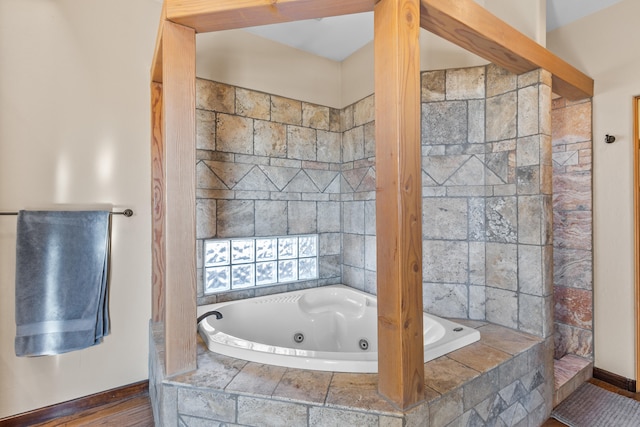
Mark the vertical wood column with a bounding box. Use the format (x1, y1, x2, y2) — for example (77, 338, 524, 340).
(151, 82, 165, 323)
(374, 0, 424, 409)
(161, 20, 197, 376)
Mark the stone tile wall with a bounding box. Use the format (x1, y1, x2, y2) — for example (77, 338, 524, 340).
(551, 98, 593, 359)
(195, 79, 343, 304)
(420, 65, 554, 339)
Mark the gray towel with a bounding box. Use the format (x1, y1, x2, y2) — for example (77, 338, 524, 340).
(15, 210, 111, 356)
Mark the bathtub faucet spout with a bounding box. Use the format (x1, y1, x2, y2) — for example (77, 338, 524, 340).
(197, 310, 223, 324)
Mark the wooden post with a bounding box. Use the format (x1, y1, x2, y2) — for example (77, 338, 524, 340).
(161, 20, 197, 376)
(374, 0, 424, 409)
(151, 82, 165, 323)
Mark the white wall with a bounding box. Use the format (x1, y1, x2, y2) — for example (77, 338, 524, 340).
(548, 0, 640, 380)
(0, 0, 159, 418)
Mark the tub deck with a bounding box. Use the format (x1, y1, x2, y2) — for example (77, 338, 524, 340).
(150, 319, 553, 426)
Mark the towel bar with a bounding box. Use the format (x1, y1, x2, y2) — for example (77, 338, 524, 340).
(0, 209, 133, 217)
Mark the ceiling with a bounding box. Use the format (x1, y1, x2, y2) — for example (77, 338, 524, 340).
(242, 0, 624, 62)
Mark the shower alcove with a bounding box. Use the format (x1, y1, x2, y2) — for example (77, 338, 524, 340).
(149, 1, 594, 425)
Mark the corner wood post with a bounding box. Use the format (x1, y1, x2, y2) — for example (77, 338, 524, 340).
(160, 20, 197, 376)
(374, 0, 425, 410)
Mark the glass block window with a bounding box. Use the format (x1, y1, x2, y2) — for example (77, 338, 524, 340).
(204, 234, 318, 294)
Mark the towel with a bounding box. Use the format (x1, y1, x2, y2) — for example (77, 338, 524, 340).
(15, 210, 111, 356)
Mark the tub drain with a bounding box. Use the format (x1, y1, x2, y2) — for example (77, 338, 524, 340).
(293, 332, 305, 344)
(359, 339, 369, 351)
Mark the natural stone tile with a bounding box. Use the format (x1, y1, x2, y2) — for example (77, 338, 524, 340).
(424, 357, 480, 395)
(485, 243, 517, 291)
(364, 121, 376, 158)
(539, 84, 552, 136)
(551, 101, 591, 144)
(429, 388, 463, 427)
(498, 401, 528, 426)
(553, 247, 592, 290)
(463, 369, 499, 411)
(343, 233, 365, 268)
(343, 125, 365, 162)
(317, 130, 341, 163)
(468, 99, 485, 144)
(423, 282, 468, 318)
(237, 396, 307, 427)
(486, 197, 517, 243)
(485, 151, 511, 184)
(306, 169, 339, 193)
(196, 109, 216, 151)
(518, 196, 543, 245)
(516, 135, 540, 167)
(554, 323, 593, 360)
(518, 245, 543, 296)
(553, 172, 591, 211)
(422, 101, 468, 145)
(364, 270, 377, 295)
(469, 285, 486, 320)
(271, 95, 302, 125)
(423, 240, 468, 284)
(317, 201, 340, 233)
(518, 293, 549, 337)
(217, 200, 254, 237)
(288, 201, 317, 234)
(498, 352, 529, 389)
(486, 64, 517, 98)
(518, 69, 542, 88)
(553, 210, 592, 248)
(364, 235, 376, 271)
(309, 407, 380, 427)
(343, 200, 365, 234)
(341, 103, 354, 131)
(379, 415, 404, 427)
(364, 200, 376, 235)
(329, 107, 341, 132)
(225, 362, 286, 396)
(516, 165, 540, 195)
(178, 388, 236, 422)
(468, 198, 485, 242)
(448, 342, 511, 373)
(485, 287, 517, 329)
(486, 91, 517, 142)
(259, 165, 299, 190)
(554, 286, 592, 329)
(319, 232, 341, 256)
(446, 67, 485, 100)
(236, 87, 270, 120)
(216, 113, 253, 154)
(196, 199, 216, 239)
(421, 70, 446, 102)
(326, 373, 397, 413)
(302, 102, 330, 130)
(287, 125, 316, 161)
(422, 154, 469, 184)
(254, 200, 287, 236)
(272, 368, 332, 404)
(202, 161, 252, 190)
(342, 265, 364, 290)
(356, 168, 376, 192)
(517, 85, 539, 137)
(477, 324, 540, 355)
(234, 166, 278, 192)
(447, 156, 485, 186)
(254, 120, 286, 158)
(354, 94, 375, 126)
(196, 78, 234, 113)
(283, 170, 319, 193)
(422, 197, 467, 240)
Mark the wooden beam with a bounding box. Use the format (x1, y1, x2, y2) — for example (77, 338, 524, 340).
(374, 0, 425, 409)
(162, 20, 197, 376)
(419, 0, 593, 100)
(166, 0, 375, 33)
(151, 1, 166, 83)
(151, 82, 165, 323)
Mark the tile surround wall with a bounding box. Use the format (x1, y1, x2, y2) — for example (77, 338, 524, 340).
(551, 98, 593, 359)
(196, 65, 561, 342)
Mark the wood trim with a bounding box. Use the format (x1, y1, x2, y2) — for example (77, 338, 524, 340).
(151, 1, 166, 83)
(594, 367, 637, 393)
(0, 381, 148, 427)
(419, 0, 593, 100)
(166, 0, 375, 34)
(162, 20, 197, 376)
(151, 82, 165, 323)
(374, 0, 425, 409)
(635, 95, 640, 386)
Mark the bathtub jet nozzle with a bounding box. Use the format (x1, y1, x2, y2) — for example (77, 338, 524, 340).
(197, 310, 223, 324)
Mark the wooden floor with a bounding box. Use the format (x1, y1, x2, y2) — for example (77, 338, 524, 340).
(30, 395, 153, 427)
(19, 378, 640, 426)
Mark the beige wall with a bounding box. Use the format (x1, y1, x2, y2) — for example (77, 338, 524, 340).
(0, 0, 159, 418)
(548, 0, 640, 380)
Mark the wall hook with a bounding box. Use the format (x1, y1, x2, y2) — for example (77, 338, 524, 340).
(605, 134, 616, 144)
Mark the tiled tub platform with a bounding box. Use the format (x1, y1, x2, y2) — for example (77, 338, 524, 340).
(150, 321, 553, 427)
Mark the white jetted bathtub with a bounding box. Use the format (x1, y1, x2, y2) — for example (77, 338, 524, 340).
(197, 285, 480, 373)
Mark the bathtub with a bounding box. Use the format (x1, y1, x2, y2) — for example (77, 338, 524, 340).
(197, 285, 480, 373)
